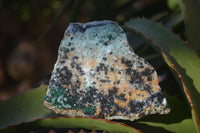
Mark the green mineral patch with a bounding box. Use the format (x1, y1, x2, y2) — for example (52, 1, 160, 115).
(83, 105, 95, 115)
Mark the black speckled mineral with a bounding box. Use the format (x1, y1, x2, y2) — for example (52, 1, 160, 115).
(44, 20, 170, 121)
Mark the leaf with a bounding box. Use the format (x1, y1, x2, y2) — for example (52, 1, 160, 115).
(0, 84, 196, 133)
(2, 116, 140, 133)
(177, 0, 200, 54)
(124, 18, 200, 132)
(0, 84, 56, 129)
(167, 0, 178, 10)
(0, 84, 140, 133)
(164, 12, 184, 28)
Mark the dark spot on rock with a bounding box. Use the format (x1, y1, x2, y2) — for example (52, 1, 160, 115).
(109, 52, 113, 54)
(49, 66, 73, 88)
(141, 68, 155, 76)
(103, 41, 109, 46)
(62, 66, 73, 85)
(68, 42, 72, 46)
(108, 87, 118, 95)
(99, 79, 111, 83)
(69, 23, 86, 33)
(105, 76, 109, 79)
(145, 97, 153, 106)
(73, 56, 79, 61)
(60, 60, 65, 64)
(71, 63, 75, 68)
(128, 69, 143, 85)
(114, 104, 129, 115)
(86, 87, 97, 100)
(71, 80, 81, 95)
(98, 89, 115, 115)
(116, 93, 127, 101)
(108, 34, 113, 40)
(130, 77, 143, 85)
(144, 84, 151, 94)
(118, 71, 122, 74)
(110, 67, 114, 72)
(102, 57, 107, 60)
(75, 65, 85, 75)
(96, 63, 108, 74)
(138, 62, 144, 68)
(129, 101, 145, 114)
(60, 47, 69, 54)
(147, 76, 152, 81)
(59, 47, 69, 59)
(121, 57, 132, 67)
(156, 93, 164, 104)
(126, 68, 132, 75)
(144, 60, 148, 64)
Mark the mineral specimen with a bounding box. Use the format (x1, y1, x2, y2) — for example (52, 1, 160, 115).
(44, 20, 170, 121)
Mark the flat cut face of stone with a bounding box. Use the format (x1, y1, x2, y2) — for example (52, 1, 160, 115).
(44, 20, 170, 121)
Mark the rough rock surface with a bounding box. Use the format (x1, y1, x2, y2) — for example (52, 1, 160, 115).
(44, 20, 170, 121)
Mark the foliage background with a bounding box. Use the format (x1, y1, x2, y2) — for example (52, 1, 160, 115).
(0, 0, 199, 132)
(0, 0, 174, 98)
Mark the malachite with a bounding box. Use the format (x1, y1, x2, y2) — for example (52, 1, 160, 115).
(44, 20, 170, 121)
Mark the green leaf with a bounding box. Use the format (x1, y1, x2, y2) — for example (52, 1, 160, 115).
(2, 116, 140, 133)
(0, 84, 140, 133)
(167, 0, 178, 9)
(124, 18, 200, 132)
(0, 84, 196, 133)
(0, 85, 56, 129)
(164, 12, 184, 28)
(177, 0, 200, 54)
